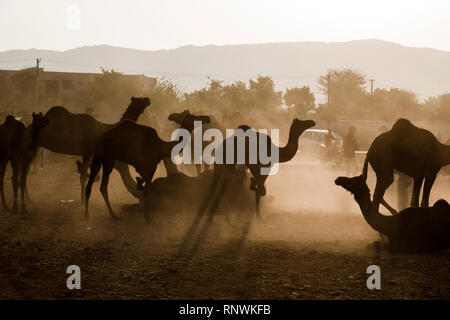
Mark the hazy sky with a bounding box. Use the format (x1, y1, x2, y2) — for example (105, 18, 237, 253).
(1, 0, 450, 52)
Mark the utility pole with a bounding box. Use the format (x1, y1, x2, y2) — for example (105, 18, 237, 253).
(34, 58, 41, 111)
(369, 79, 375, 119)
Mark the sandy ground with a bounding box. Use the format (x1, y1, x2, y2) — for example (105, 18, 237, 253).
(0, 153, 449, 299)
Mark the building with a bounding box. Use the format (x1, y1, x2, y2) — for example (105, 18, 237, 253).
(0, 68, 156, 114)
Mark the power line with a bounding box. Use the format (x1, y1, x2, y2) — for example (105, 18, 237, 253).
(0, 58, 35, 64)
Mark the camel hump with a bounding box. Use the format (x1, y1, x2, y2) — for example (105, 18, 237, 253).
(45, 106, 72, 117)
(5, 115, 16, 122)
(4, 115, 25, 129)
(391, 118, 415, 132)
(433, 199, 450, 208)
(114, 120, 159, 137)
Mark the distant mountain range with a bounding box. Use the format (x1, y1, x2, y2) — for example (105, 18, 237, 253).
(1, 39, 449, 101)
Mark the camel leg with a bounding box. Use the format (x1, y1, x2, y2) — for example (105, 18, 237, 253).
(0, 159, 9, 212)
(10, 160, 20, 214)
(142, 182, 152, 224)
(193, 164, 223, 225)
(373, 174, 394, 213)
(99, 160, 120, 219)
(40, 148, 44, 169)
(25, 185, 32, 204)
(162, 157, 178, 176)
(114, 161, 141, 198)
(19, 159, 31, 214)
(79, 155, 91, 205)
(84, 157, 102, 220)
(207, 167, 233, 222)
(420, 173, 437, 208)
(380, 199, 397, 215)
(248, 165, 268, 218)
(397, 172, 411, 210)
(410, 176, 424, 207)
(141, 164, 157, 224)
(195, 164, 202, 177)
(254, 178, 268, 218)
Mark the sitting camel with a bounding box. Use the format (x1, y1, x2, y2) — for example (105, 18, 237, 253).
(146, 167, 253, 215)
(36, 97, 150, 203)
(0, 113, 50, 213)
(169, 110, 226, 176)
(362, 118, 450, 213)
(84, 112, 210, 221)
(196, 118, 315, 220)
(336, 175, 450, 253)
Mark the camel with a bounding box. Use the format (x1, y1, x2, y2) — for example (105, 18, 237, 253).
(169, 110, 226, 176)
(196, 118, 316, 220)
(84, 111, 210, 221)
(37, 97, 150, 203)
(362, 118, 450, 214)
(0, 113, 50, 213)
(335, 175, 450, 253)
(145, 167, 252, 215)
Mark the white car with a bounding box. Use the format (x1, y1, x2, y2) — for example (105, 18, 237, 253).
(300, 129, 344, 164)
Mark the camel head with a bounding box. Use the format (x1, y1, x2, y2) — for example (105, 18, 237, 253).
(291, 118, 316, 137)
(168, 109, 211, 132)
(130, 96, 151, 114)
(335, 175, 369, 196)
(31, 112, 50, 134)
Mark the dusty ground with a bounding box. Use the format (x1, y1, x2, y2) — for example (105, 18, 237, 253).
(0, 153, 449, 299)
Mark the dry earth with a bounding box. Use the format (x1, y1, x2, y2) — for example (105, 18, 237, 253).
(0, 153, 449, 299)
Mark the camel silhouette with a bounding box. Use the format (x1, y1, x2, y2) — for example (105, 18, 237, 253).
(0, 113, 50, 213)
(335, 175, 450, 253)
(146, 166, 252, 215)
(84, 111, 210, 221)
(169, 110, 226, 176)
(362, 118, 450, 214)
(37, 97, 150, 204)
(196, 118, 315, 220)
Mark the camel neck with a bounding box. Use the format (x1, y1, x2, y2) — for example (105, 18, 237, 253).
(279, 126, 300, 163)
(354, 191, 396, 236)
(440, 143, 450, 166)
(120, 103, 142, 122)
(26, 125, 40, 151)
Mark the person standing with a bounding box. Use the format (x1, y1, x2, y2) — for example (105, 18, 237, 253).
(343, 126, 359, 176)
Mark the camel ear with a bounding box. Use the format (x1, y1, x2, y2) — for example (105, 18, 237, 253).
(32, 112, 36, 119)
(131, 96, 136, 102)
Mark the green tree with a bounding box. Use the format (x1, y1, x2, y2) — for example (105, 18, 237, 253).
(85, 68, 146, 115)
(372, 88, 419, 120)
(317, 68, 368, 119)
(248, 75, 282, 114)
(284, 86, 315, 117)
(422, 93, 450, 122)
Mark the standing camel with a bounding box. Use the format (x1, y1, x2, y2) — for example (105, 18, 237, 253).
(362, 118, 450, 213)
(169, 110, 226, 176)
(335, 175, 450, 253)
(196, 118, 315, 220)
(36, 96, 150, 203)
(0, 113, 50, 213)
(84, 111, 210, 221)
